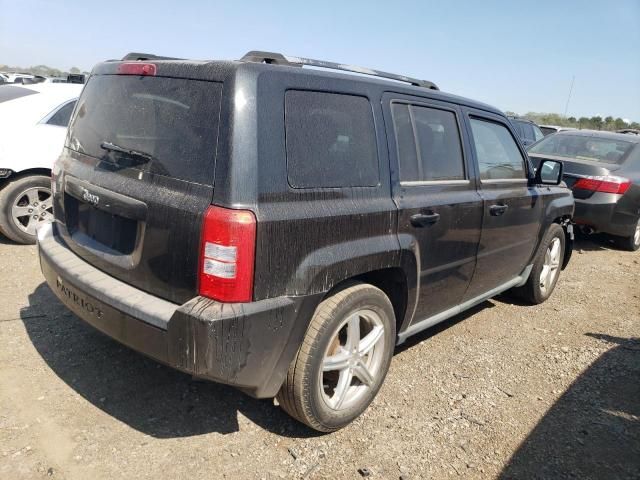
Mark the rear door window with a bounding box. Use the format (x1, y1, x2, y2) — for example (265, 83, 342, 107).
(391, 103, 465, 182)
(46, 100, 77, 127)
(470, 118, 527, 180)
(532, 124, 544, 142)
(519, 122, 535, 143)
(285, 90, 379, 188)
(67, 75, 222, 185)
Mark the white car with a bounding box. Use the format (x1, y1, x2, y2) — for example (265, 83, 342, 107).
(0, 83, 82, 244)
(0, 72, 34, 84)
(538, 124, 578, 137)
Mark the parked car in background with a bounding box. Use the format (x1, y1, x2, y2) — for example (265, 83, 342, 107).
(0, 73, 36, 84)
(528, 130, 640, 250)
(40, 77, 70, 84)
(617, 128, 640, 136)
(37, 51, 573, 432)
(0, 83, 82, 244)
(66, 73, 86, 84)
(509, 117, 545, 146)
(539, 125, 578, 136)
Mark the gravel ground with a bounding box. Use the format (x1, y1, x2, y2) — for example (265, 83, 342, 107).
(0, 233, 638, 480)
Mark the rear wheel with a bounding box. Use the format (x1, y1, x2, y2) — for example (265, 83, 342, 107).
(277, 283, 395, 432)
(513, 223, 566, 304)
(0, 175, 53, 245)
(615, 219, 640, 252)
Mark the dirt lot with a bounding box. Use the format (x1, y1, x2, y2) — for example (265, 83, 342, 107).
(0, 233, 638, 480)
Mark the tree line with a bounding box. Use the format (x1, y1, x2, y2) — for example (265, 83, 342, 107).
(0, 64, 90, 78)
(506, 111, 639, 131)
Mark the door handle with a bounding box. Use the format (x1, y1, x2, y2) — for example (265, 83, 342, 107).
(489, 204, 509, 216)
(410, 212, 440, 228)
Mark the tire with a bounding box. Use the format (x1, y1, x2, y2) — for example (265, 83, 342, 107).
(615, 219, 640, 252)
(0, 175, 53, 245)
(277, 282, 396, 432)
(514, 223, 566, 304)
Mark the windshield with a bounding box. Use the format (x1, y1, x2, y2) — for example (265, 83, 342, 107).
(67, 75, 222, 184)
(528, 134, 634, 165)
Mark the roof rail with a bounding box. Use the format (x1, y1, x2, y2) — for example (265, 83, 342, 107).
(239, 51, 439, 90)
(121, 52, 182, 61)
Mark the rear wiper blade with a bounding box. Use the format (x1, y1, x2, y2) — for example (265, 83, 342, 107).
(100, 141, 153, 164)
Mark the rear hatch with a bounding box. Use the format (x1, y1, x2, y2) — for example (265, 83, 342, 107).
(53, 67, 223, 304)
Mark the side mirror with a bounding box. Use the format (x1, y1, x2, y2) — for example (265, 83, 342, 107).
(535, 159, 563, 185)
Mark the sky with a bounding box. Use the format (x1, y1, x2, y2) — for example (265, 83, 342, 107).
(1, 0, 639, 121)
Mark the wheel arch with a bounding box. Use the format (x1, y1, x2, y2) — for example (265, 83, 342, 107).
(322, 267, 410, 341)
(551, 214, 574, 270)
(0, 168, 52, 190)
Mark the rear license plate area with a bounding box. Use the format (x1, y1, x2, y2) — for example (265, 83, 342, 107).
(65, 194, 138, 254)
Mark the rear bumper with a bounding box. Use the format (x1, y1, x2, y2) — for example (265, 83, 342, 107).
(574, 193, 639, 237)
(37, 222, 320, 398)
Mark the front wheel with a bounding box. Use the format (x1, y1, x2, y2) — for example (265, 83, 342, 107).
(277, 283, 396, 432)
(513, 223, 566, 304)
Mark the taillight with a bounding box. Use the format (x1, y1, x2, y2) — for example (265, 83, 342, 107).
(117, 62, 157, 76)
(573, 175, 631, 195)
(198, 205, 256, 303)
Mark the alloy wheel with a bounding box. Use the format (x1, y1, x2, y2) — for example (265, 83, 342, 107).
(539, 237, 561, 295)
(319, 309, 386, 411)
(11, 187, 53, 236)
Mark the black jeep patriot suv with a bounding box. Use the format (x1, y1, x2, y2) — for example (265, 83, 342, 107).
(37, 51, 574, 431)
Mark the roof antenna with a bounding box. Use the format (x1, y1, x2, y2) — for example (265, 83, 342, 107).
(563, 75, 575, 118)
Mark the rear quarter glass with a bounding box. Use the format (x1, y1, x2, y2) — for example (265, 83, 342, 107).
(67, 75, 222, 185)
(284, 90, 379, 188)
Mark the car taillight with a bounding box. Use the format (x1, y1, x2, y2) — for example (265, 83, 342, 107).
(117, 62, 157, 76)
(198, 205, 256, 303)
(573, 175, 631, 195)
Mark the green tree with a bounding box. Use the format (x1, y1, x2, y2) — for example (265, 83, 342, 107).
(567, 116, 577, 124)
(69, 67, 81, 74)
(578, 117, 590, 129)
(590, 116, 603, 130)
(614, 118, 627, 130)
(604, 116, 614, 130)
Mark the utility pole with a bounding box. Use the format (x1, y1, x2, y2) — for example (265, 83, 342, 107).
(563, 75, 575, 118)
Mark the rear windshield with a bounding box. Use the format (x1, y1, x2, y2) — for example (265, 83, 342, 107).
(67, 75, 222, 184)
(539, 126, 557, 136)
(529, 134, 635, 165)
(0, 85, 38, 103)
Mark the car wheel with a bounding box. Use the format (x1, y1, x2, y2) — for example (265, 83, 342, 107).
(277, 282, 396, 432)
(514, 223, 566, 304)
(615, 219, 640, 252)
(0, 175, 53, 245)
